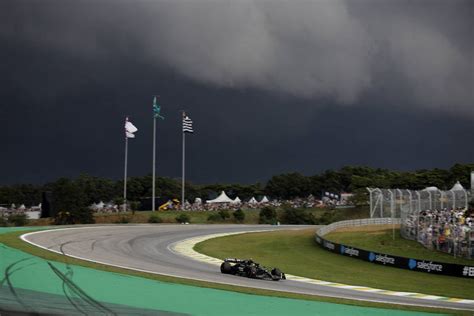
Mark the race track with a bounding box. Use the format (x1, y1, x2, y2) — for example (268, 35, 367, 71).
(22, 224, 474, 311)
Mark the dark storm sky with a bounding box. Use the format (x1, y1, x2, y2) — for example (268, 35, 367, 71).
(0, 0, 472, 185)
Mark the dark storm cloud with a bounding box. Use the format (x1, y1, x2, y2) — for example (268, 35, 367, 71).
(1, 0, 472, 116)
(0, 0, 472, 185)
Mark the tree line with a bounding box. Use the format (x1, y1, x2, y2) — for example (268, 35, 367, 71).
(0, 163, 472, 208)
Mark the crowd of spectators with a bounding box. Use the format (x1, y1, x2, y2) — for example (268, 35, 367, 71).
(169, 194, 329, 211)
(1, 194, 346, 218)
(402, 207, 474, 259)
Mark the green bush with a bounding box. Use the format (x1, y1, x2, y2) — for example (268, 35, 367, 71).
(54, 211, 72, 225)
(281, 208, 316, 225)
(218, 210, 230, 221)
(148, 214, 163, 223)
(54, 208, 95, 225)
(8, 214, 28, 227)
(233, 209, 245, 222)
(259, 207, 277, 224)
(207, 213, 222, 222)
(176, 213, 190, 224)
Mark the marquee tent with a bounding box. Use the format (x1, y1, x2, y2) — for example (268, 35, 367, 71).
(260, 196, 269, 203)
(232, 197, 242, 204)
(207, 191, 234, 204)
(450, 181, 465, 191)
(248, 197, 258, 204)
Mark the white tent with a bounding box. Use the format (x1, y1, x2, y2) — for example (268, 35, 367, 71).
(450, 181, 465, 191)
(423, 186, 439, 191)
(248, 197, 258, 204)
(18, 204, 26, 210)
(97, 201, 105, 209)
(207, 191, 234, 204)
(232, 197, 242, 204)
(260, 196, 269, 203)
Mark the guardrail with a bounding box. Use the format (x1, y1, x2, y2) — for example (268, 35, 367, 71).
(317, 217, 401, 237)
(315, 218, 473, 278)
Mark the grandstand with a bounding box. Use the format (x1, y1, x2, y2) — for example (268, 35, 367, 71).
(367, 182, 473, 259)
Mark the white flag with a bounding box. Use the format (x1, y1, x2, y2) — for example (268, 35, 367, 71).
(125, 118, 138, 138)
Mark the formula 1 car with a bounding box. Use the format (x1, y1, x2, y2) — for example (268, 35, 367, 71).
(220, 258, 286, 281)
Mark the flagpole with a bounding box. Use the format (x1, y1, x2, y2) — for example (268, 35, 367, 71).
(152, 116, 156, 212)
(181, 115, 186, 209)
(123, 126, 128, 211)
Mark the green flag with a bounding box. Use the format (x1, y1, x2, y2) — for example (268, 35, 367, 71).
(153, 96, 164, 119)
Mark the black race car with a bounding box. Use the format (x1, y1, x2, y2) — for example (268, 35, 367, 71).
(220, 258, 286, 281)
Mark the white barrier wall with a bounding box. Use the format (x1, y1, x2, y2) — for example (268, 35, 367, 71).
(316, 217, 401, 237)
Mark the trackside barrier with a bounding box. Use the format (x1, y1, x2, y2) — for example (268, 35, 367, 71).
(316, 218, 401, 237)
(315, 218, 474, 278)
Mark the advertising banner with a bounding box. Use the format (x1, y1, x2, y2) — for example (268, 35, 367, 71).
(315, 234, 474, 278)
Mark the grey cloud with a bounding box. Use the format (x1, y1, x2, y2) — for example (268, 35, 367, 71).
(2, 0, 472, 116)
(151, 1, 373, 104)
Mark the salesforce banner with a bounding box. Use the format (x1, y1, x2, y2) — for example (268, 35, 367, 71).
(315, 234, 474, 278)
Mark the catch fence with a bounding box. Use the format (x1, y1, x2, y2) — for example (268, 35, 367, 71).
(367, 187, 473, 259)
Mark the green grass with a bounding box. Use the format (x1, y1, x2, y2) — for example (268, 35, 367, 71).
(325, 227, 473, 266)
(0, 229, 467, 315)
(195, 229, 474, 301)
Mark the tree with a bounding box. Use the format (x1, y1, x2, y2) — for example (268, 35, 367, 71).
(50, 178, 87, 215)
(76, 174, 117, 204)
(449, 164, 474, 189)
(48, 178, 94, 224)
(265, 173, 310, 199)
(0, 184, 41, 206)
(349, 188, 369, 207)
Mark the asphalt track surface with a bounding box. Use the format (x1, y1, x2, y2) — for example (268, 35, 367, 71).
(23, 224, 474, 311)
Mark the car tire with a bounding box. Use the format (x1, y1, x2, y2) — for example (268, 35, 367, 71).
(220, 262, 232, 274)
(247, 266, 257, 278)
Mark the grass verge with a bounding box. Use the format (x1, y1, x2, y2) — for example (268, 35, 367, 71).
(195, 229, 474, 302)
(325, 226, 473, 266)
(0, 229, 466, 315)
